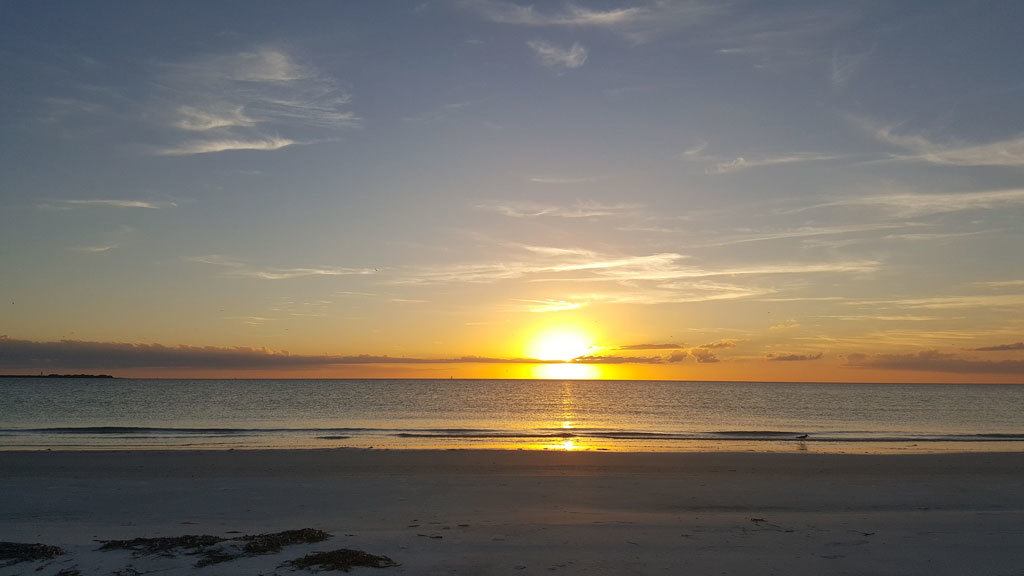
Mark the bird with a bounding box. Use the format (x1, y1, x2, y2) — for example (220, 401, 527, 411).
(795, 434, 809, 439)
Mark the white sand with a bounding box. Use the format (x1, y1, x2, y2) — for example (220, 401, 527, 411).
(2, 449, 1023, 575)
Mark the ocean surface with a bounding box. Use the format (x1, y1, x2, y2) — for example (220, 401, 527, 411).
(1, 378, 1023, 452)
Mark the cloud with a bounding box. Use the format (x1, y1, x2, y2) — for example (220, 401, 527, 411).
(769, 319, 800, 330)
(814, 314, 941, 322)
(571, 354, 664, 364)
(463, 0, 716, 42)
(871, 124, 1024, 167)
(69, 244, 117, 253)
(689, 348, 720, 363)
(818, 189, 1024, 217)
(973, 342, 1024, 352)
(187, 255, 376, 280)
(527, 40, 588, 69)
(699, 223, 916, 247)
(830, 47, 872, 90)
(562, 282, 771, 306)
(618, 343, 685, 351)
(705, 153, 840, 175)
(517, 245, 600, 258)
(767, 352, 823, 361)
(466, 0, 645, 27)
(681, 141, 709, 158)
(158, 137, 296, 156)
(39, 199, 175, 210)
(477, 200, 637, 219)
(850, 294, 1024, 310)
(155, 47, 356, 156)
(846, 350, 1024, 375)
(174, 105, 256, 131)
(698, 339, 737, 349)
(515, 298, 584, 313)
(975, 280, 1024, 289)
(399, 245, 877, 290)
(0, 336, 684, 371)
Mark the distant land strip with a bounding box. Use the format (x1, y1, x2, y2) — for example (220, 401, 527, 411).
(0, 374, 117, 379)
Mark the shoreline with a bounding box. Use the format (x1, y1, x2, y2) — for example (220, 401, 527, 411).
(3, 438, 1024, 454)
(3, 449, 1023, 574)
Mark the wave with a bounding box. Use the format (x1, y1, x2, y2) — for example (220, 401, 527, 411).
(3, 426, 1024, 443)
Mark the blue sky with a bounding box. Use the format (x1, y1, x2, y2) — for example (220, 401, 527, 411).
(1, 1, 1023, 380)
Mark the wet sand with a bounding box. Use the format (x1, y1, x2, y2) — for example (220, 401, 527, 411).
(2, 449, 1023, 575)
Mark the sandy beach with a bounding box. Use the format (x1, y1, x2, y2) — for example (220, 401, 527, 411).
(1, 449, 1022, 575)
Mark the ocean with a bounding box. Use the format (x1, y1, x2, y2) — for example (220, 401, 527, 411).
(1, 378, 1022, 452)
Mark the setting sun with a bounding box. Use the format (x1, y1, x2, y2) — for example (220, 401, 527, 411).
(528, 328, 594, 361)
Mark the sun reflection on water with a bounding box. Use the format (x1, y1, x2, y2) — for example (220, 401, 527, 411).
(532, 363, 599, 380)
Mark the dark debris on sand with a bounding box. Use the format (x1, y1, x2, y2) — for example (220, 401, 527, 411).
(286, 549, 399, 572)
(195, 528, 332, 567)
(96, 534, 225, 557)
(241, 528, 331, 555)
(0, 542, 64, 566)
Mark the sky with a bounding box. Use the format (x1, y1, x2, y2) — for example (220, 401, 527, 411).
(1, 0, 1023, 382)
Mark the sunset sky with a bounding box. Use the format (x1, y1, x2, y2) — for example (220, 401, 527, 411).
(1, 1, 1023, 382)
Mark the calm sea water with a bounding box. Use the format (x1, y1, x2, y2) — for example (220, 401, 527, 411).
(1, 378, 1023, 452)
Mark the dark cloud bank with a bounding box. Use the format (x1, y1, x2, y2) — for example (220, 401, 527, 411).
(767, 352, 824, 362)
(973, 342, 1024, 352)
(4, 337, 1020, 376)
(847, 350, 1024, 375)
(0, 336, 687, 371)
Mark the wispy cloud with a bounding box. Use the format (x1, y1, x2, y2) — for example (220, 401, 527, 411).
(618, 343, 685, 351)
(69, 244, 117, 253)
(515, 299, 584, 313)
(870, 123, 1024, 167)
(815, 314, 942, 322)
(527, 40, 588, 69)
(849, 294, 1024, 310)
(465, 0, 645, 27)
(158, 136, 296, 156)
(847, 350, 1024, 375)
(187, 255, 376, 280)
(804, 188, 1024, 217)
(398, 243, 878, 293)
(174, 105, 256, 131)
(705, 153, 840, 175)
(830, 47, 872, 90)
(155, 47, 356, 156)
(681, 141, 709, 158)
(463, 0, 716, 42)
(39, 199, 175, 210)
(975, 280, 1024, 289)
(699, 222, 916, 247)
(477, 200, 637, 219)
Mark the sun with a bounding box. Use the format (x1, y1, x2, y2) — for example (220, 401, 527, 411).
(528, 328, 594, 361)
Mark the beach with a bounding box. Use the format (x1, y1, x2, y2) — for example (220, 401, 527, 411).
(2, 449, 1023, 575)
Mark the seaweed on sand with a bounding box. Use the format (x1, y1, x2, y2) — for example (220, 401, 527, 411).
(240, 528, 331, 555)
(285, 549, 399, 572)
(0, 542, 64, 566)
(96, 535, 225, 557)
(194, 528, 332, 567)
